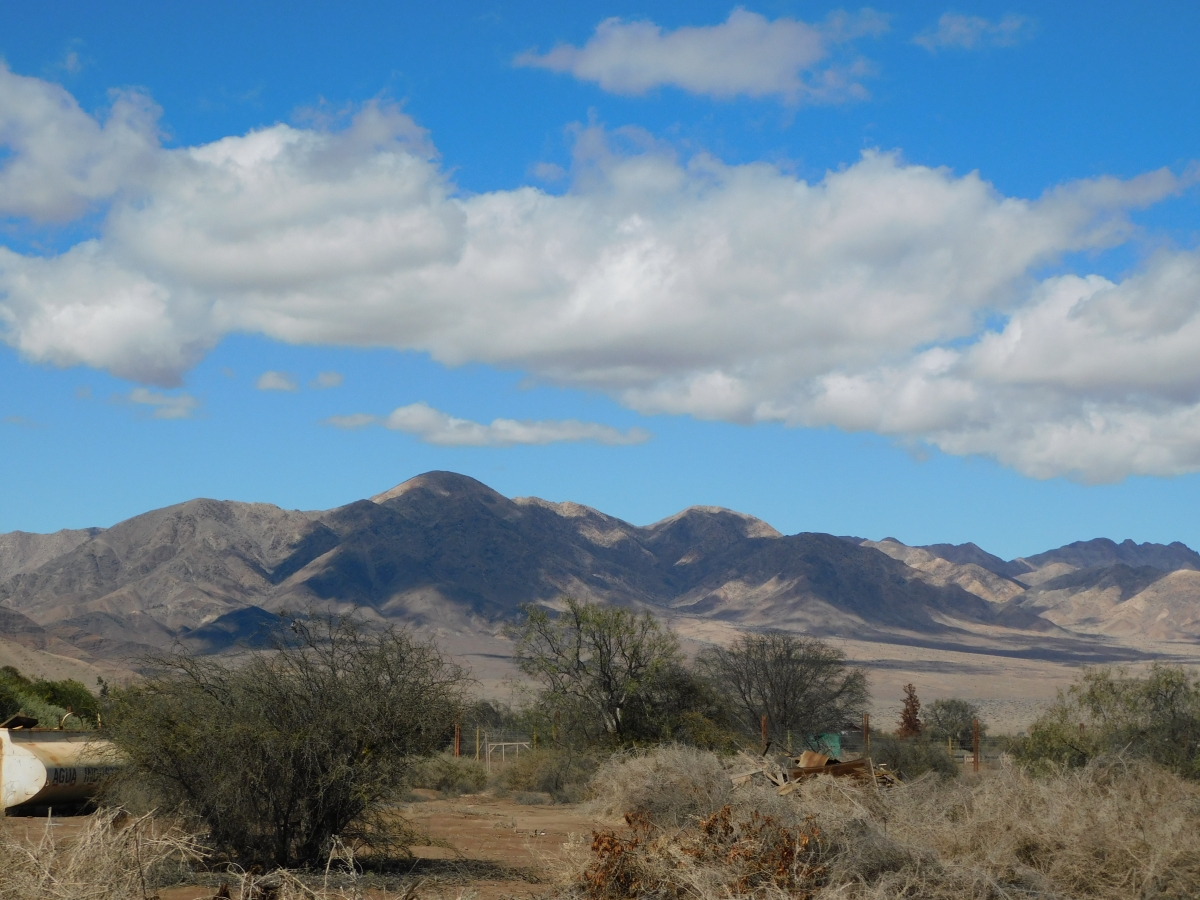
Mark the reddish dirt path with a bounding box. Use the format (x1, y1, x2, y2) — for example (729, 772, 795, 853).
(393, 791, 598, 899)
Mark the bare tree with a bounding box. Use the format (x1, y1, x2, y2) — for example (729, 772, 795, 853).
(507, 598, 685, 746)
(698, 632, 868, 751)
(104, 612, 467, 868)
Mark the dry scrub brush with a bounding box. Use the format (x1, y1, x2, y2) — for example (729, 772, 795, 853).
(0, 809, 202, 900)
(209, 866, 368, 900)
(496, 747, 604, 803)
(587, 745, 736, 828)
(0, 812, 423, 900)
(564, 746, 1200, 900)
(409, 753, 488, 797)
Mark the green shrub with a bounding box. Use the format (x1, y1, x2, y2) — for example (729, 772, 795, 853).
(925, 697, 986, 749)
(0, 682, 23, 721)
(17, 694, 72, 729)
(410, 753, 488, 796)
(104, 613, 467, 868)
(0, 666, 78, 727)
(496, 747, 599, 803)
(871, 734, 958, 779)
(1010, 665, 1200, 778)
(31, 678, 99, 722)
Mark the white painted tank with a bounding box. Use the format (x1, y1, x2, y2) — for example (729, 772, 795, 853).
(1, 727, 120, 812)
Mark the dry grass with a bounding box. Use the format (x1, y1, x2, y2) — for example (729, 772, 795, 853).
(208, 867, 366, 900)
(408, 753, 488, 797)
(562, 747, 1200, 900)
(586, 745, 735, 828)
(0, 814, 405, 900)
(0, 809, 202, 900)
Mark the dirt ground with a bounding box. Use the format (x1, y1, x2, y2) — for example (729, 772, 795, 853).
(0, 793, 600, 900)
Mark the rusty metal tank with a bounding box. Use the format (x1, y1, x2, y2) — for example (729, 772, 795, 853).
(1, 720, 120, 814)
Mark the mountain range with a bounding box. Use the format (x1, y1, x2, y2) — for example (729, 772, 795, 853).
(1, 471, 1198, 676)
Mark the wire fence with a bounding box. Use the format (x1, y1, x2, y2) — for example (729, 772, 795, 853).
(445, 727, 537, 772)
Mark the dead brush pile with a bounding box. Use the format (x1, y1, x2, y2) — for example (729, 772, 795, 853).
(566, 747, 1200, 899)
(0, 809, 202, 900)
(582, 806, 826, 900)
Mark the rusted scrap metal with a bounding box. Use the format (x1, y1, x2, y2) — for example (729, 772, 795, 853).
(729, 748, 894, 792)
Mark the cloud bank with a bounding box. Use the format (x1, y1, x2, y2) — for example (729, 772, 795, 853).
(326, 402, 650, 447)
(515, 8, 887, 102)
(1, 64, 1199, 481)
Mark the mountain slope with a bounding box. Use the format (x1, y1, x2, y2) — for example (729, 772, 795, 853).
(0, 528, 104, 578)
(918, 542, 1033, 580)
(865, 539, 1026, 603)
(1015, 539, 1200, 586)
(0, 499, 327, 633)
(669, 531, 1006, 633)
(899, 536, 1200, 642)
(1010, 564, 1200, 640)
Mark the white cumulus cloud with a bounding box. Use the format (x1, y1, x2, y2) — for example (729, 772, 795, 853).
(0, 63, 160, 221)
(256, 371, 298, 391)
(515, 8, 888, 102)
(914, 13, 1031, 51)
(325, 402, 650, 447)
(0, 69, 1199, 481)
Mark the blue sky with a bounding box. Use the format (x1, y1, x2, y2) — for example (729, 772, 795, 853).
(2, 2, 1199, 559)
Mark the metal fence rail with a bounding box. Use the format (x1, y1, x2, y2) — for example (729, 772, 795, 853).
(444, 728, 536, 772)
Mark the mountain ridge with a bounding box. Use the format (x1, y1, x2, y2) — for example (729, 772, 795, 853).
(2, 471, 1198, 663)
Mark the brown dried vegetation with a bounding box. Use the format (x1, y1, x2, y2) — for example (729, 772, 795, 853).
(582, 807, 825, 900)
(0, 809, 201, 900)
(563, 745, 1200, 900)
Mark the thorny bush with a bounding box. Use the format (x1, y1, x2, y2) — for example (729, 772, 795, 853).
(104, 611, 467, 869)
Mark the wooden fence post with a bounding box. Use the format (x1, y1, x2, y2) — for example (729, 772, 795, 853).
(972, 718, 980, 773)
(454, 723, 461, 758)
